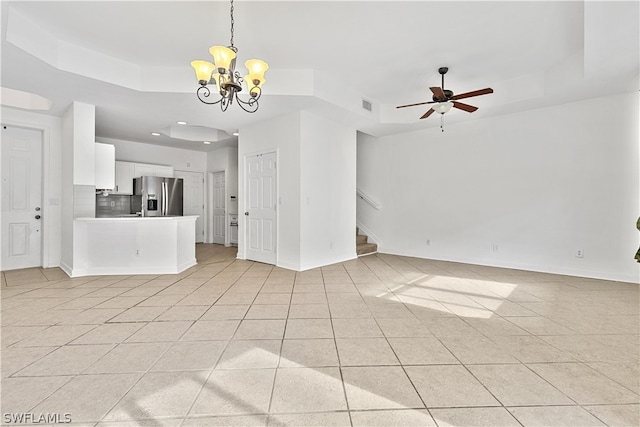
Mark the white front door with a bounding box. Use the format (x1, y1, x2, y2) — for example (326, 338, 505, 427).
(212, 171, 225, 245)
(1, 125, 43, 270)
(245, 152, 277, 264)
(174, 170, 204, 243)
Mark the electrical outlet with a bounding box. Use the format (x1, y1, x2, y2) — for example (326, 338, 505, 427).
(492, 244, 499, 253)
(576, 249, 584, 258)
(135, 249, 140, 256)
(426, 239, 430, 246)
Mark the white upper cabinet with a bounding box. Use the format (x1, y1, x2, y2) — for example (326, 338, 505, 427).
(133, 163, 174, 178)
(110, 161, 174, 195)
(112, 161, 135, 195)
(154, 165, 174, 178)
(134, 163, 155, 178)
(95, 143, 115, 190)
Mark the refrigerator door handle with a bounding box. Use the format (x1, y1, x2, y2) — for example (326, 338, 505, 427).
(162, 181, 167, 215)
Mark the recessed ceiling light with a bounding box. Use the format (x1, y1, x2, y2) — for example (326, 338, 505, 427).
(233, 132, 239, 136)
(177, 121, 188, 125)
(203, 141, 211, 145)
(151, 132, 161, 136)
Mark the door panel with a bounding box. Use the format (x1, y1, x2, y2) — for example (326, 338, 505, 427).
(249, 218, 260, 250)
(245, 152, 277, 264)
(1, 125, 42, 270)
(263, 220, 274, 251)
(9, 223, 29, 256)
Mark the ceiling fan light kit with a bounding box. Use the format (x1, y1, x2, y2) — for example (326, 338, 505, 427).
(397, 66, 493, 132)
(190, 0, 268, 113)
(432, 101, 453, 114)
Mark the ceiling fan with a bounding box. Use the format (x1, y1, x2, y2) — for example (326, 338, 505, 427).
(397, 67, 493, 124)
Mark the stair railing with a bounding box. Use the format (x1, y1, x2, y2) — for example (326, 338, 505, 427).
(356, 188, 381, 210)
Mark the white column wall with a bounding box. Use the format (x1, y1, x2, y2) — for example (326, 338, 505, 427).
(60, 102, 96, 274)
(357, 92, 640, 283)
(238, 111, 357, 271)
(71, 103, 96, 186)
(238, 112, 302, 269)
(299, 111, 357, 269)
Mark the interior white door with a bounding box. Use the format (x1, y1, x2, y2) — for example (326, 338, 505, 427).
(212, 171, 225, 245)
(245, 152, 277, 264)
(1, 125, 43, 270)
(174, 170, 204, 243)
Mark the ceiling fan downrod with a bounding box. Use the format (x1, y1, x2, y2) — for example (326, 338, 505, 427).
(439, 67, 448, 91)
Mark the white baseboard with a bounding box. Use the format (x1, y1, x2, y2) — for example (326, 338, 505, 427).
(65, 258, 197, 278)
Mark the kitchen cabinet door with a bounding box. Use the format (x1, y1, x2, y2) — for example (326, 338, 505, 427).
(154, 165, 174, 177)
(113, 161, 134, 194)
(133, 163, 173, 178)
(95, 143, 115, 190)
(134, 163, 155, 178)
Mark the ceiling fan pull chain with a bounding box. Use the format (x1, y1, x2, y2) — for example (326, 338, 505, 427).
(440, 113, 445, 132)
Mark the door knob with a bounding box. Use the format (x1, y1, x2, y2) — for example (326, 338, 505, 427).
(35, 207, 41, 211)
(244, 212, 249, 216)
(35, 215, 41, 220)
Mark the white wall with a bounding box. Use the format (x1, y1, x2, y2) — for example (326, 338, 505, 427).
(1, 106, 63, 268)
(239, 112, 302, 269)
(71, 103, 96, 186)
(300, 111, 357, 269)
(97, 137, 207, 171)
(61, 106, 74, 270)
(357, 92, 640, 283)
(239, 111, 357, 271)
(61, 102, 96, 274)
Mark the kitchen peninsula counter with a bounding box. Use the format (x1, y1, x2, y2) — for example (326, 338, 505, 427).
(67, 216, 198, 277)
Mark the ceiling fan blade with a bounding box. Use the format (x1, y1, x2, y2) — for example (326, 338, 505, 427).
(420, 108, 435, 119)
(450, 88, 493, 100)
(396, 100, 432, 109)
(430, 86, 446, 99)
(452, 101, 478, 113)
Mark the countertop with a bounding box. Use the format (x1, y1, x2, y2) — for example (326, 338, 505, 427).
(76, 215, 199, 222)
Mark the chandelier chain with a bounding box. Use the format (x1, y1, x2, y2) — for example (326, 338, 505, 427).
(229, 0, 235, 48)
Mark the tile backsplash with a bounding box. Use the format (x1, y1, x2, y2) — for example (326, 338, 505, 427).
(96, 194, 132, 218)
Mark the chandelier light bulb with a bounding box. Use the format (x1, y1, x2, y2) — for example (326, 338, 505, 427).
(245, 59, 269, 84)
(209, 46, 236, 73)
(190, 60, 216, 85)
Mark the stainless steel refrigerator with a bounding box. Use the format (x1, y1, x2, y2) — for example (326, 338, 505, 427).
(133, 176, 184, 217)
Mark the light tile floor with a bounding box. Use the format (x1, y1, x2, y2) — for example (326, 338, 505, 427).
(1, 244, 638, 426)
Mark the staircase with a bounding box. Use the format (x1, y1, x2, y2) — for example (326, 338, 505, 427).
(356, 227, 377, 256)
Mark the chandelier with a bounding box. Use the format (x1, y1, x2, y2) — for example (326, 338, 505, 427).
(190, 0, 268, 113)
